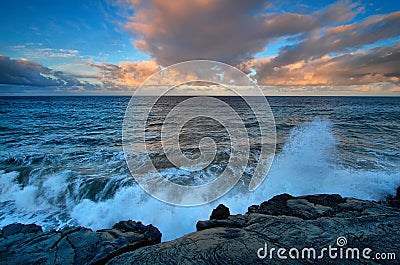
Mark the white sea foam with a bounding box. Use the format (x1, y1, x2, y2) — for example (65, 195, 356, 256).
(1, 119, 399, 241)
(70, 119, 400, 241)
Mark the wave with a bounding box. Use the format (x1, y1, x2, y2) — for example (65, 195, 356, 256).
(0, 119, 399, 241)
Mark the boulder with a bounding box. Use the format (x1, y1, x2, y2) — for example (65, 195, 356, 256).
(210, 204, 230, 220)
(0, 220, 161, 265)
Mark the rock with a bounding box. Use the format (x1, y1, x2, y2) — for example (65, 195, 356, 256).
(386, 186, 400, 208)
(249, 193, 349, 220)
(108, 194, 400, 265)
(0, 220, 161, 265)
(210, 204, 230, 220)
(299, 193, 346, 207)
(1, 223, 42, 238)
(247, 204, 259, 213)
(196, 215, 246, 231)
(196, 204, 234, 231)
(3, 192, 400, 264)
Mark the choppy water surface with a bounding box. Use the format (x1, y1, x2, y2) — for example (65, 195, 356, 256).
(1, 96, 399, 240)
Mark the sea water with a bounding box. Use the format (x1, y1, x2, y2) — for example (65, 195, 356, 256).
(0, 96, 399, 240)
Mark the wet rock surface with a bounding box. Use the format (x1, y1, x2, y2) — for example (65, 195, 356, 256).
(0, 220, 161, 265)
(109, 194, 400, 265)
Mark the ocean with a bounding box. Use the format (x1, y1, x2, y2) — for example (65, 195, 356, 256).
(1, 96, 399, 241)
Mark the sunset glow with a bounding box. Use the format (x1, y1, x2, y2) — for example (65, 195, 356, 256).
(0, 0, 399, 95)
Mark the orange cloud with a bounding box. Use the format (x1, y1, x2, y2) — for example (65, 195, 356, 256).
(251, 43, 400, 87)
(91, 61, 159, 88)
(122, 0, 359, 66)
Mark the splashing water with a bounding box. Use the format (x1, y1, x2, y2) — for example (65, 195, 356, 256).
(0, 96, 399, 241)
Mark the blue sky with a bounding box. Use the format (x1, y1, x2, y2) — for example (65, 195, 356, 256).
(0, 0, 148, 64)
(0, 0, 399, 95)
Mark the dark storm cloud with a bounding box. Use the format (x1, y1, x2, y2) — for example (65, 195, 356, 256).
(0, 55, 95, 89)
(0, 54, 159, 92)
(0, 55, 60, 87)
(123, 0, 360, 66)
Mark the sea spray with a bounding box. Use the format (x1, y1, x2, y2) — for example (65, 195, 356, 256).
(70, 119, 400, 241)
(1, 96, 399, 241)
(1, 119, 399, 241)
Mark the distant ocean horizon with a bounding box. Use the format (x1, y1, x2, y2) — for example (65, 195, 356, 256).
(1, 94, 400, 97)
(1, 95, 399, 241)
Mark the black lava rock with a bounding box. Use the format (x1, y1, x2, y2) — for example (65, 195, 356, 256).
(210, 204, 230, 220)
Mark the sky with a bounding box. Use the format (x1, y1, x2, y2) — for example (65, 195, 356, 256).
(0, 0, 399, 95)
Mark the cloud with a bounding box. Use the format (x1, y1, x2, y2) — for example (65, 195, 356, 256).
(250, 43, 400, 86)
(118, 0, 399, 93)
(3, 0, 399, 95)
(256, 11, 400, 74)
(0, 55, 60, 86)
(0, 55, 97, 89)
(8, 43, 81, 60)
(247, 44, 400, 86)
(123, 0, 360, 66)
(260, 82, 400, 95)
(28, 48, 80, 59)
(251, 10, 400, 86)
(90, 60, 159, 87)
(0, 54, 159, 93)
(312, 44, 400, 85)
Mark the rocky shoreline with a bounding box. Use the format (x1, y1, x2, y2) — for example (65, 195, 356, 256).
(1, 189, 399, 264)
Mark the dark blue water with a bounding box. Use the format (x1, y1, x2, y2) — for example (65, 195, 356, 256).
(0, 96, 399, 240)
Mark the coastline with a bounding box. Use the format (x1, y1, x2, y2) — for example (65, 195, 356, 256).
(1, 189, 399, 264)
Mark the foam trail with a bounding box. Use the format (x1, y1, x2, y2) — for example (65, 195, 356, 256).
(70, 119, 400, 241)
